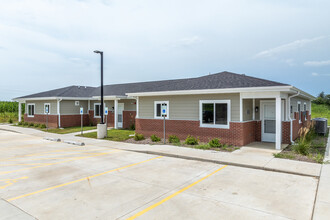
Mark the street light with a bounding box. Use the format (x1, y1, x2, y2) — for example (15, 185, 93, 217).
(94, 50, 104, 124)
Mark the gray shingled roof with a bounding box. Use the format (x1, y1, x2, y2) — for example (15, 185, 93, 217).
(16, 71, 289, 99)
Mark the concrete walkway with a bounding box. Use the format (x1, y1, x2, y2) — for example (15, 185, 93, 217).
(0, 124, 322, 177)
(0, 199, 35, 220)
(313, 132, 330, 220)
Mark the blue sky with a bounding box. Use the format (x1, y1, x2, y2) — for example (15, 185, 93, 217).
(0, 0, 329, 100)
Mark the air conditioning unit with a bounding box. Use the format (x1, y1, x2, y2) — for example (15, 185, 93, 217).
(313, 118, 328, 136)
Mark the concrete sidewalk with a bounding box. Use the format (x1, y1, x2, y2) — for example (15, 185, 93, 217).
(0, 124, 322, 177)
(313, 133, 330, 220)
(0, 199, 35, 220)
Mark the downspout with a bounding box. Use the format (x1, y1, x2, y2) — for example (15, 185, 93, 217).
(57, 98, 62, 128)
(288, 91, 300, 143)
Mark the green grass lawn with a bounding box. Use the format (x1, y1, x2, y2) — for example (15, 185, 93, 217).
(46, 126, 97, 134)
(312, 103, 330, 125)
(78, 129, 135, 142)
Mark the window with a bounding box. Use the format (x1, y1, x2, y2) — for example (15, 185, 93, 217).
(154, 101, 169, 119)
(304, 102, 307, 120)
(44, 103, 50, 114)
(27, 104, 35, 117)
(290, 105, 293, 114)
(200, 100, 230, 129)
(75, 101, 80, 106)
(297, 101, 301, 122)
(94, 103, 101, 118)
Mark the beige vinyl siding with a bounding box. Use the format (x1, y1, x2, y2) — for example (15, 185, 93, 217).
(243, 99, 253, 121)
(290, 96, 311, 119)
(139, 93, 240, 121)
(60, 100, 88, 115)
(25, 100, 57, 115)
(119, 99, 136, 111)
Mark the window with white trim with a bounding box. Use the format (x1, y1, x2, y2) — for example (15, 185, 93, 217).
(94, 103, 101, 118)
(44, 103, 50, 114)
(297, 101, 301, 122)
(27, 104, 35, 117)
(304, 102, 307, 120)
(200, 100, 230, 129)
(154, 101, 169, 119)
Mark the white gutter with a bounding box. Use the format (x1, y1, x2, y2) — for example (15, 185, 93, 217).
(57, 98, 62, 128)
(288, 91, 300, 143)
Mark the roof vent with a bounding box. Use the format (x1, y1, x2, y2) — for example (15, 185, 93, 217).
(85, 86, 87, 89)
(241, 74, 246, 76)
(78, 86, 80, 89)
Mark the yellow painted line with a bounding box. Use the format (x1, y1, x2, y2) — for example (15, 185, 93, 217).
(127, 165, 228, 220)
(0, 149, 121, 175)
(7, 156, 163, 201)
(0, 176, 28, 189)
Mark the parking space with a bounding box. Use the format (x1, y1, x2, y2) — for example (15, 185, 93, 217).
(0, 130, 318, 219)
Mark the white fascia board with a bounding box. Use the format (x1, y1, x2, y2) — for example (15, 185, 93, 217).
(12, 97, 93, 102)
(290, 87, 315, 100)
(92, 95, 125, 100)
(126, 86, 293, 97)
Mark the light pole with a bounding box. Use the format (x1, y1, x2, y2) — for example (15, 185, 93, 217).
(94, 50, 104, 124)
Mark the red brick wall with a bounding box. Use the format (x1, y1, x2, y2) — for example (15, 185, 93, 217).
(123, 111, 136, 129)
(24, 114, 58, 128)
(255, 121, 261, 142)
(291, 111, 311, 141)
(60, 114, 90, 128)
(282, 121, 291, 144)
(135, 118, 258, 146)
(89, 110, 114, 127)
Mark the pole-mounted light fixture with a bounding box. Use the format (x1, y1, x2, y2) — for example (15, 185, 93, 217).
(94, 50, 104, 124)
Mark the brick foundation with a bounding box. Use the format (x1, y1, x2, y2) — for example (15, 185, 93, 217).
(60, 115, 90, 128)
(282, 121, 291, 144)
(24, 114, 58, 128)
(136, 118, 259, 146)
(123, 111, 136, 129)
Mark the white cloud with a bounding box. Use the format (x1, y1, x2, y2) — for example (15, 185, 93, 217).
(178, 36, 201, 46)
(311, 72, 330, 76)
(255, 36, 326, 58)
(311, 72, 319, 76)
(304, 60, 330, 66)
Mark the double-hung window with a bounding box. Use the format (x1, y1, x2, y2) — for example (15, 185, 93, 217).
(297, 101, 301, 122)
(94, 103, 101, 118)
(154, 101, 169, 119)
(27, 104, 35, 117)
(200, 100, 231, 129)
(303, 102, 307, 120)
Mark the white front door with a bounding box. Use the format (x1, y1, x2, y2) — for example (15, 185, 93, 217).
(261, 101, 276, 142)
(117, 103, 124, 128)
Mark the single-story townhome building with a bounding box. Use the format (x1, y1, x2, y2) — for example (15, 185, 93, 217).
(13, 71, 314, 149)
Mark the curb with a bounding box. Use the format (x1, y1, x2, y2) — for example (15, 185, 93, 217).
(124, 149, 319, 178)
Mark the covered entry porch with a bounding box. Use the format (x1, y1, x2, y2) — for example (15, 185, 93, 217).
(240, 91, 290, 150)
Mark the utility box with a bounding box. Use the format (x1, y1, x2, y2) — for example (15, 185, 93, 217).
(313, 118, 328, 136)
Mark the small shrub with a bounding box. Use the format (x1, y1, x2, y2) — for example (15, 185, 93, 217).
(134, 133, 145, 141)
(129, 123, 135, 130)
(90, 122, 94, 126)
(23, 122, 28, 126)
(209, 138, 221, 148)
(18, 121, 22, 126)
(40, 124, 46, 129)
(185, 135, 199, 145)
(34, 123, 39, 128)
(293, 140, 310, 156)
(150, 134, 161, 142)
(169, 135, 180, 143)
(8, 118, 13, 124)
(29, 122, 34, 127)
(273, 153, 295, 159)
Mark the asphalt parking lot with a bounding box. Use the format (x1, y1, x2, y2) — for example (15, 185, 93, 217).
(0, 129, 319, 220)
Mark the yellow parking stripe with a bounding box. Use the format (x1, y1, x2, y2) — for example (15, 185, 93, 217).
(7, 156, 163, 201)
(127, 165, 227, 220)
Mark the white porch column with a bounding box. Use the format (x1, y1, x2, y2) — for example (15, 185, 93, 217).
(276, 97, 282, 150)
(114, 99, 118, 129)
(57, 99, 61, 128)
(18, 102, 22, 122)
(239, 94, 243, 122)
(88, 100, 90, 112)
(136, 97, 139, 118)
(252, 99, 255, 120)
